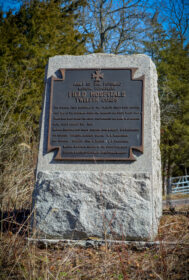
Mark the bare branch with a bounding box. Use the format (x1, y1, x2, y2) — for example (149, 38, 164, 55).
(78, 0, 150, 53)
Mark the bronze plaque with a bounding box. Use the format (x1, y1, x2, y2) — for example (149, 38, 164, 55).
(47, 69, 144, 161)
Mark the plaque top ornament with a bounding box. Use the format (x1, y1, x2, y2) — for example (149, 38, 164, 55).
(91, 70, 104, 81)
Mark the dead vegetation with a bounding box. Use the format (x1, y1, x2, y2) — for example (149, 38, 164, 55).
(0, 146, 188, 279)
(0, 209, 188, 280)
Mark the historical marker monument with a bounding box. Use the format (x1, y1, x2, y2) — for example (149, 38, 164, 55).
(33, 54, 162, 240)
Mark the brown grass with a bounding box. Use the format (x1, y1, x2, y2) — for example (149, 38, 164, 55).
(0, 210, 188, 280)
(163, 193, 189, 200)
(0, 145, 188, 279)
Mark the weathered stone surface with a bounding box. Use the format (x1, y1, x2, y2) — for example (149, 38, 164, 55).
(33, 54, 162, 240)
(34, 171, 155, 240)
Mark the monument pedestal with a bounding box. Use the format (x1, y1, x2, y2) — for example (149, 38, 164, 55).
(33, 54, 162, 241)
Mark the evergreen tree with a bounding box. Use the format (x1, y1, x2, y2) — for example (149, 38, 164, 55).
(159, 40, 189, 180)
(143, 6, 189, 193)
(0, 0, 87, 206)
(0, 0, 86, 141)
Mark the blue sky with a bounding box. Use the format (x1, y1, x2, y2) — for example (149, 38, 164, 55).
(0, 0, 21, 14)
(1, 0, 188, 43)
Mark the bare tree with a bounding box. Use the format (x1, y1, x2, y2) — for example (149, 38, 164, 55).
(78, 0, 151, 54)
(155, 0, 188, 43)
(168, 0, 188, 42)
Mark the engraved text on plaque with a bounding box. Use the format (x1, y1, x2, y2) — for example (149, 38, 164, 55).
(47, 69, 144, 160)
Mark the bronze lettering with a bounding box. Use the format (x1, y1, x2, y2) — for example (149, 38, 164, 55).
(48, 68, 144, 160)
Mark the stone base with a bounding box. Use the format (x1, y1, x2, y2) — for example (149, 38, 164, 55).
(32, 170, 161, 241)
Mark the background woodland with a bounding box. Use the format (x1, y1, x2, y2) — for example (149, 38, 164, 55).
(0, 0, 188, 209)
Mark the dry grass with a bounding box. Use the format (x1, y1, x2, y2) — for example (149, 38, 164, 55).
(0, 146, 188, 279)
(163, 193, 189, 200)
(0, 210, 188, 280)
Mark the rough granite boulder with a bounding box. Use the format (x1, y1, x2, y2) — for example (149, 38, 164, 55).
(32, 54, 162, 241)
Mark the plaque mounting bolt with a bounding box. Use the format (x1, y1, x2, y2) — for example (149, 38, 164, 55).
(92, 70, 104, 81)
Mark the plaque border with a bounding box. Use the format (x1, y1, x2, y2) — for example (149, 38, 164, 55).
(47, 68, 144, 161)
